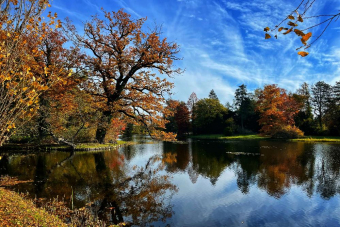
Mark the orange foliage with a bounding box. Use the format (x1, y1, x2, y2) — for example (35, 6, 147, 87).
(0, 0, 71, 146)
(256, 84, 301, 135)
(66, 9, 181, 142)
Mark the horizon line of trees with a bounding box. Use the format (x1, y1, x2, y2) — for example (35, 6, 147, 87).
(166, 81, 340, 139)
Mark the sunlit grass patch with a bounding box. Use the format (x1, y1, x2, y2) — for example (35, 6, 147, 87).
(291, 136, 340, 142)
(190, 134, 268, 140)
(0, 188, 66, 227)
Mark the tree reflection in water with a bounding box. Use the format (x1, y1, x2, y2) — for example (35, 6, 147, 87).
(93, 152, 178, 226)
(163, 140, 340, 200)
(4, 140, 340, 225)
(0, 149, 177, 226)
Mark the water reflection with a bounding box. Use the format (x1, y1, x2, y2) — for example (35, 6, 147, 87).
(163, 140, 340, 200)
(1, 149, 177, 226)
(3, 140, 340, 226)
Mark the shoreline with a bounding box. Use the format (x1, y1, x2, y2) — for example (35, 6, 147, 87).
(0, 187, 67, 226)
(189, 134, 340, 142)
(0, 141, 136, 155)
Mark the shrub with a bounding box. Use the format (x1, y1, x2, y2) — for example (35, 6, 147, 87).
(224, 118, 235, 136)
(236, 127, 254, 135)
(271, 125, 304, 139)
(224, 127, 234, 136)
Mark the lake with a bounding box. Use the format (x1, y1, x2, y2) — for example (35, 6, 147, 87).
(1, 138, 340, 226)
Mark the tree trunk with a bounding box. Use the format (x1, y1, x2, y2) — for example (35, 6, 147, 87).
(319, 115, 322, 128)
(38, 96, 50, 140)
(95, 111, 112, 144)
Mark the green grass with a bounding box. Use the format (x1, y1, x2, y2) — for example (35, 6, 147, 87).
(74, 140, 128, 149)
(290, 136, 340, 142)
(190, 134, 340, 142)
(1, 140, 131, 152)
(189, 134, 268, 140)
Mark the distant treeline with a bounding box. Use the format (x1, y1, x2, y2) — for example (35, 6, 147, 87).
(165, 81, 340, 139)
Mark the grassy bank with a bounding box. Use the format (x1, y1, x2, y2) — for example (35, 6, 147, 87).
(190, 134, 340, 142)
(0, 187, 66, 226)
(189, 134, 269, 140)
(0, 140, 132, 152)
(290, 136, 340, 142)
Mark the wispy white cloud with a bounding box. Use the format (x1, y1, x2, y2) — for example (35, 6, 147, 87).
(52, 5, 85, 20)
(51, 0, 340, 103)
(114, 0, 142, 18)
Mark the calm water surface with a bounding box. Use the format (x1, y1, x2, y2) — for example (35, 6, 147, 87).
(1, 138, 340, 226)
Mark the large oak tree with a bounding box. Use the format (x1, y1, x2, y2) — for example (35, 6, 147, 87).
(67, 9, 181, 143)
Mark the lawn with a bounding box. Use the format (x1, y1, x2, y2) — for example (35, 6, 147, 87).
(189, 134, 268, 140)
(190, 134, 340, 142)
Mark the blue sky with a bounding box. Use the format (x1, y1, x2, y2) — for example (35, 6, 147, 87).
(51, 0, 340, 104)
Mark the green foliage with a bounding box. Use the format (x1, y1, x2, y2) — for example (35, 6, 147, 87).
(122, 123, 134, 138)
(224, 118, 236, 136)
(192, 98, 228, 134)
(271, 125, 304, 139)
(208, 89, 219, 100)
(311, 81, 332, 127)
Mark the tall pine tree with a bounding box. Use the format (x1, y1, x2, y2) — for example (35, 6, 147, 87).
(208, 89, 219, 100)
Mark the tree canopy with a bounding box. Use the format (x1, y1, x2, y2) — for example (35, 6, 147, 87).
(66, 9, 181, 143)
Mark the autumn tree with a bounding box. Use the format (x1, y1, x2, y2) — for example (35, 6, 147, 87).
(165, 100, 189, 137)
(264, 0, 340, 56)
(174, 102, 190, 137)
(311, 81, 332, 128)
(256, 84, 301, 136)
(0, 0, 70, 146)
(32, 27, 83, 141)
(67, 9, 181, 143)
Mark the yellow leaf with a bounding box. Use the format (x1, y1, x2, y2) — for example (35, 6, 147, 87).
(264, 27, 270, 32)
(265, 33, 271, 39)
(22, 87, 28, 92)
(288, 15, 295, 20)
(298, 51, 309, 57)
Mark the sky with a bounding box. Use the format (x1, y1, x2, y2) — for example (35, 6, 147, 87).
(50, 0, 340, 104)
